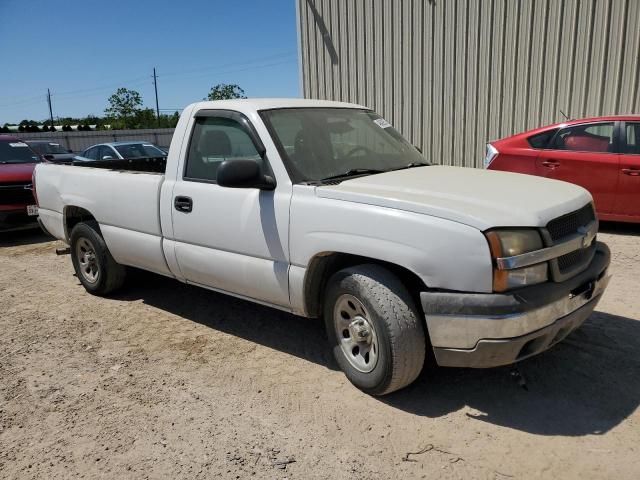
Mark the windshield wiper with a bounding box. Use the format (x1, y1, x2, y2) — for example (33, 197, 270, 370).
(389, 162, 431, 171)
(319, 168, 386, 183)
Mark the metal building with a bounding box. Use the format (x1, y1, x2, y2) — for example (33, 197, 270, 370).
(297, 0, 640, 167)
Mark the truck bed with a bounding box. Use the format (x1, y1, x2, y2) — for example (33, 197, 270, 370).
(35, 162, 171, 277)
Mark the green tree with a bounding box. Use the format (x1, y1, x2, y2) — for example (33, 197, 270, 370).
(205, 83, 246, 101)
(105, 88, 143, 128)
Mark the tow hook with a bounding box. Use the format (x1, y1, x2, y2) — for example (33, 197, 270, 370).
(570, 280, 595, 300)
(510, 366, 528, 391)
(55, 247, 71, 256)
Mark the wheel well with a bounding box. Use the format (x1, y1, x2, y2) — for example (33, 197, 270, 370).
(303, 253, 428, 318)
(64, 206, 98, 240)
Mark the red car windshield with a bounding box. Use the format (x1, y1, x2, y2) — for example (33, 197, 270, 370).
(28, 142, 69, 155)
(0, 141, 40, 164)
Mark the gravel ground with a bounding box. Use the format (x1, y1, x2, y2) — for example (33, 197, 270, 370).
(0, 224, 638, 479)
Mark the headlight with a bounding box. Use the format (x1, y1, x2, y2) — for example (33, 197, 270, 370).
(485, 229, 548, 291)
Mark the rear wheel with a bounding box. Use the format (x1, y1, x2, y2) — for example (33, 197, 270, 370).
(70, 221, 126, 295)
(324, 264, 426, 395)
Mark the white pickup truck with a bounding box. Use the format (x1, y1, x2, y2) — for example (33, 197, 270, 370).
(34, 99, 610, 395)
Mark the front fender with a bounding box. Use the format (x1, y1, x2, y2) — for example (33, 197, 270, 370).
(290, 187, 493, 293)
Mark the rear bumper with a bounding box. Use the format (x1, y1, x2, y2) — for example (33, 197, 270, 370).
(422, 242, 611, 368)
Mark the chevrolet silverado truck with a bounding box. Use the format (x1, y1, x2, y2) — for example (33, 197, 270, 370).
(34, 99, 611, 395)
(1, 135, 40, 231)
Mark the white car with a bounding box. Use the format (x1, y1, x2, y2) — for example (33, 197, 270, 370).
(34, 99, 610, 395)
(75, 141, 166, 161)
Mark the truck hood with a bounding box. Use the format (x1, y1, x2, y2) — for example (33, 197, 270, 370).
(315, 165, 592, 230)
(0, 162, 38, 183)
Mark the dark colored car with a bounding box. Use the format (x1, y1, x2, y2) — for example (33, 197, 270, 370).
(485, 115, 640, 223)
(0, 135, 40, 231)
(25, 140, 76, 164)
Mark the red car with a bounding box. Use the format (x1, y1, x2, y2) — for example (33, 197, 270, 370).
(0, 135, 40, 231)
(485, 116, 640, 223)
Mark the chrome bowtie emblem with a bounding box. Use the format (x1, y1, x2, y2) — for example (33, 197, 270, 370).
(577, 226, 593, 248)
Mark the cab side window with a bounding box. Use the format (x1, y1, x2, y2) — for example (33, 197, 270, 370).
(527, 129, 558, 149)
(551, 122, 615, 153)
(84, 146, 99, 160)
(99, 146, 116, 159)
(624, 123, 640, 155)
(185, 116, 262, 182)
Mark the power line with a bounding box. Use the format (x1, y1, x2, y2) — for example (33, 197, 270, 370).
(52, 77, 150, 98)
(160, 50, 296, 78)
(0, 94, 47, 109)
(158, 58, 297, 85)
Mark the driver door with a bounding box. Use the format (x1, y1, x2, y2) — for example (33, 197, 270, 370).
(170, 111, 291, 307)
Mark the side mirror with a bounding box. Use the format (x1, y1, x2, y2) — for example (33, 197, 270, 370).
(43, 154, 55, 161)
(217, 159, 275, 190)
(67, 149, 73, 153)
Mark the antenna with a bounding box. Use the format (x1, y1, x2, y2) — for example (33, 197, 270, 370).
(559, 109, 569, 121)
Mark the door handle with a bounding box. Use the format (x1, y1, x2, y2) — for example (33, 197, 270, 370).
(174, 196, 193, 213)
(542, 160, 560, 168)
(622, 168, 640, 176)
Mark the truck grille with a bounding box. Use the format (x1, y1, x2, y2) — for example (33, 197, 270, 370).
(557, 247, 595, 275)
(546, 203, 595, 241)
(0, 183, 34, 205)
(544, 203, 597, 281)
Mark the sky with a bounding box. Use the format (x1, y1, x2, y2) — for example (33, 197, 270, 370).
(0, 0, 300, 123)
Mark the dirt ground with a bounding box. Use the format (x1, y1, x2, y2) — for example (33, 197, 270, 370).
(0, 224, 638, 480)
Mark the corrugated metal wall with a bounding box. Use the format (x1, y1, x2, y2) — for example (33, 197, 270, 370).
(14, 128, 175, 152)
(298, 0, 640, 167)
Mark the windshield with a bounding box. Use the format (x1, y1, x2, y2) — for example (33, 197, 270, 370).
(260, 108, 426, 183)
(0, 141, 40, 164)
(114, 143, 166, 158)
(28, 142, 69, 155)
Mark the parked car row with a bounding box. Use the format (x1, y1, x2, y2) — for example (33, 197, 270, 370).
(0, 136, 166, 231)
(3, 114, 639, 234)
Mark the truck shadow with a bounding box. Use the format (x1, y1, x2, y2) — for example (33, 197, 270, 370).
(116, 270, 640, 437)
(381, 309, 640, 436)
(0, 229, 52, 247)
(599, 221, 640, 236)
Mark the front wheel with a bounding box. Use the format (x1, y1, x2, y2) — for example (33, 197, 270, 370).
(70, 221, 126, 296)
(324, 265, 426, 395)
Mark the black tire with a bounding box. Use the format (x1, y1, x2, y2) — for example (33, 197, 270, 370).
(70, 221, 126, 296)
(324, 264, 426, 395)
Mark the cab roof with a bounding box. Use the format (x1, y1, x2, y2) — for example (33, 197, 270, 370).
(187, 98, 368, 113)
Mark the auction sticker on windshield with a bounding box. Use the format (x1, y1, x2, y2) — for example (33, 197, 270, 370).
(9, 142, 29, 147)
(373, 118, 392, 129)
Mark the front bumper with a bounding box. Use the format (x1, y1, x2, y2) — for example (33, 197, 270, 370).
(422, 242, 610, 368)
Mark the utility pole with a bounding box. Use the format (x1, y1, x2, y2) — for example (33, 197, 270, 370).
(153, 67, 160, 124)
(47, 89, 54, 128)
